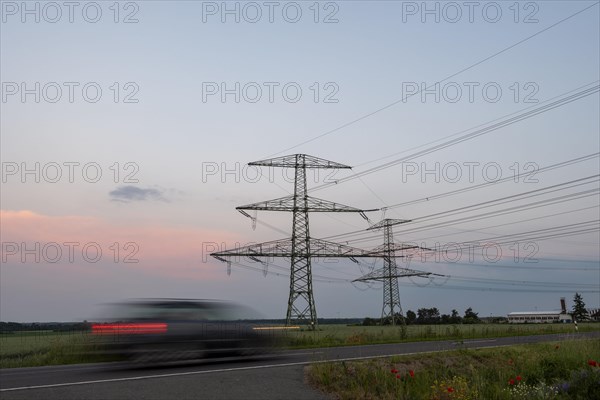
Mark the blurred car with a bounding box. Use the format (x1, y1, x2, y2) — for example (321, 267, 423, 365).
(90, 299, 277, 364)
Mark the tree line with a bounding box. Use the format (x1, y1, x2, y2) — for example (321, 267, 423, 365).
(0, 321, 90, 333)
(363, 307, 482, 326)
(362, 292, 597, 326)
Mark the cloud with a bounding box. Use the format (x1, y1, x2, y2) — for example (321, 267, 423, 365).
(109, 186, 168, 203)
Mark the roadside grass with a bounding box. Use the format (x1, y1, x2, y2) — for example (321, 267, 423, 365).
(307, 339, 600, 399)
(0, 331, 115, 368)
(281, 323, 599, 349)
(1, 323, 598, 368)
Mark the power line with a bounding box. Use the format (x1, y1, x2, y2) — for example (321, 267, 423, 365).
(320, 176, 600, 244)
(415, 260, 599, 272)
(397, 284, 600, 294)
(348, 189, 599, 246)
(222, 256, 599, 291)
(382, 152, 599, 209)
(310, 83, 600, 192)
(403, 205, 600, 244)
(251, 89, 599, 242)
(266, 3, 599, 157)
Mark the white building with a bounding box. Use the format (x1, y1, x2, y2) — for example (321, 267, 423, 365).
(507, 298, 573, 323)
(507, 311, 573, 324)
(587, 308, 600, 321)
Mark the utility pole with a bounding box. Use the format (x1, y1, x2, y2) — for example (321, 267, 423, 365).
(354, 218, 431, 326)
(212, 154, 377, 328)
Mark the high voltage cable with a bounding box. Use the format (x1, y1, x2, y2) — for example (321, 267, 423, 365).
(396, 284, 600, 294)
(458, 220, 599, 244)
(219, 226, 599, 286)
(223, 260, 350, 284)
(266, 3, 599, 158)
(253, 127, 599, 244)
(422, 226, 599, 256)
(357, 223, 600, 266)
(423, 221, 599, 251)
(403, 205, 600, 244)
(320, 176, 599, 244)
(414, 260, 599, 272)
(228, 260, 599, 292)
(223, 259, 598, 290)
(346, 190, 600, 246)
(310, 83, 600, 193)
(250, 94, 599, 242)
(439, 276, 597, 289)
(406, 176, 598, 224)
(461, 224, 599, 248)
(349, 189, 599, 246)
(382, 152, 599, 209)
(240, 191, 600, 270)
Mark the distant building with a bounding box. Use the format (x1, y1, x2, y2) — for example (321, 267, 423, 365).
(507, 311, 572, 324)
(508, 297, 573, 324)
(586, 308, 600, 322)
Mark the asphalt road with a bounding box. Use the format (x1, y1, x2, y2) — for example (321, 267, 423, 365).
(1, 331, 597, 400)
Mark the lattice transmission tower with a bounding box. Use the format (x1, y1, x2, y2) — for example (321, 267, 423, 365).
(211, 154, 377, 328)
(354, 218, 431, 325)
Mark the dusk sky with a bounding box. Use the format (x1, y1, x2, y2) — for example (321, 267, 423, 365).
(1, 0, 599, 322)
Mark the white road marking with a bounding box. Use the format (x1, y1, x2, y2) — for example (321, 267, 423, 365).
(453, 339, 497, 345)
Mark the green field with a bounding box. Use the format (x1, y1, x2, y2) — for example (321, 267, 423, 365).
(1, 323, 598, 368)
(281, 323, 599, 348)
(308, 338, 600, 399)
(0, 330, 113, 368)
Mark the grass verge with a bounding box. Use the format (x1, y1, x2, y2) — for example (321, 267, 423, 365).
(307, 339, 600, 399)
(282, 323, 599, 349)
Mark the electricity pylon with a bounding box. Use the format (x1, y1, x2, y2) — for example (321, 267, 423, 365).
(354, 219, 431, 326)
(211, 154, 377, 328)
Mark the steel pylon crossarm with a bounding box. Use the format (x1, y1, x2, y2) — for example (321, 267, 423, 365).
(237, 195, 378, 214)
(210, 237, 374, 259)
(353, 268, 431, 282)
(368, 243, 423, 256)
(367, 218, 412, 230)
(248, 154, 352, 169)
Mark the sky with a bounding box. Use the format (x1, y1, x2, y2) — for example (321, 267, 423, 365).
(1, 0, 599, 322)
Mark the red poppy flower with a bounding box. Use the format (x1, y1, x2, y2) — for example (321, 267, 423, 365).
(409, 370, 415, 378)
(396, 374, 401, 379)
(588, 360, 598, 367)
(391, 369, 398, 374)
(447, 387, 454, 393)
(509, 379, 515, 385)
(516, 376, 522, 381)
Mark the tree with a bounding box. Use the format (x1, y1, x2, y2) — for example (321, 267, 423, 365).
(381, 313, 406, 326)
(572, 292, 588, 321)
(405, 310, 416, 325)
(417, 307, 441, 324)
(394, 313, 406, 326)
(362, 317, 377, 326)
(463, 307, 480, 324)
(449, 309, 462, 324)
